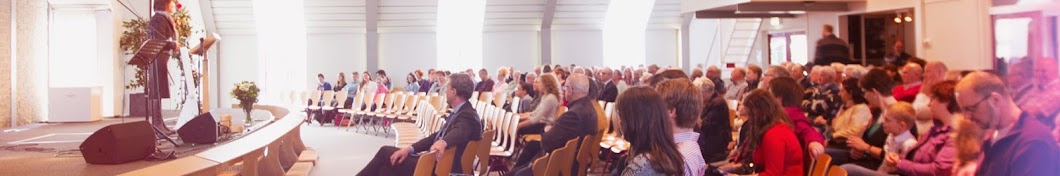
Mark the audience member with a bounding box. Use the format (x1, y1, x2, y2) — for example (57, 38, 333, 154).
(515, 82, 535, 113)
(1017, 58, 1060, 125)
(707, 66, 727, 93)
(691, 68, 704, 80)
(475, 69, 494, 92)
(912, 61, 948, 139)
(844, 65, 867, 80)
(377, 70, 392, 90)
(759, 66, 791, 89)
(839, 102, 919, 175)
(724, 67, 749, 100)
(893, 63, 924, 103)
(600, 67, 619, 102)
(494, 68, 511, 93)
(803, 66, 842, 128)
(404, 73, 419, 94)
(955, 72, 1060, 175)
(356, 73, 482, 176)
(885, 40, 914, 67)
(524, 72, 537, 85)
(827, 68, 896, 169)
(832, 78, 872, 140)
(791, 64, 812, 89)
(722, 89, 804, 176)
(335, 72, 348, 92)
(768, 77, 826, 164)
(317, 73, 333, 92)
(656, 79, 706, 176)
(692, 78, 731, 163)
(883, 80, 961, 176)
(509, 74, 598, 176)
(613, 87, 686, 176)
(747, 64, 763, 89)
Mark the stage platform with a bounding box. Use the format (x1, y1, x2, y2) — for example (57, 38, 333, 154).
(0, 110, 272, 176)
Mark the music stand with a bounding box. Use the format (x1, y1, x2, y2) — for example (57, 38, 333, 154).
(128, 39, 179, 156)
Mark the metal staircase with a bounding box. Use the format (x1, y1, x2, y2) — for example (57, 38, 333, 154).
(723, 18, 764, 65)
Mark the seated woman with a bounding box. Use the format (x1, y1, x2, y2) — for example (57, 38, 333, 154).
(839, 102, 920, 175)
(614, 87, 687, 176)
(831, 78, 872, 142)
(516, 73, 561, 135)
(890, 81, 959, 176)
(721, 89, 804, 176)
(766, 77, 826, 162)
(826, 69, 896, 169)
(405, 73, 419, 95)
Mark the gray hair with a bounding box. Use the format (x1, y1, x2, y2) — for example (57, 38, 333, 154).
(447, 73, 475, 100)
(843, 65, 866, 79)
(817, 66, 837, 82)
(693, 77, 716, 94)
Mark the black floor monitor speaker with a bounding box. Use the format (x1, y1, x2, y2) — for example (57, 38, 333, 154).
(178, 112, 218, 144)
(79, 121, 155, 164)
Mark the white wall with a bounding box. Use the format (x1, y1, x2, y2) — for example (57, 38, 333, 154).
(217, 35, 260, 108)
(306, 34, 367, 89)
(484, 31, 539, 72)
(379, 32, 436, 89)
(552, 30, 604, 67)
(646, 29, 680, 67)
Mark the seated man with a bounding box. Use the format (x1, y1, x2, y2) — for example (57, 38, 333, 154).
(509, 74, 599, 176)
(356, 73, 483, 176)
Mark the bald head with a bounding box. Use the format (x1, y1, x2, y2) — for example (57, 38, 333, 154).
(707, 66, 721, 79)
(957, 72, 1009, 99)
(900, 63, 924, 84)
(1034, 58, 1058, 85)
(566, 74, 591, 100)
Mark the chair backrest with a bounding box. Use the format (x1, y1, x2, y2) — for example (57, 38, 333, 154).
(476, 130, 496, 174)
(288, 91, 297, 105)
(597, 100, 605, 108)
(390, 92, 407, 111)
(350, 91, 365, 110)
(460, 138, 480, 174)
(412, 151, 437, 176)
(321, 91, 335, 105)
(575, 134, 597, 176)
(333, 91, 349, 108)
(384, 92, 400, 110)
(402, 92, 418, 112)
(810, 153, 833, 176)
(604, 102, 615, 121)
(470, 91, 480, 102)
(827, 166, 847, 176)
(532, 153, 551, 176)
(374, 93, 388, 110)
(556, 106, 567, 117)
(545, 139, 580, 176)
(434, 147, 458, 176)
(511, 97, 521, 113)
(504, 112, 518, 153)
(309, 90, 322, 105)
(360, 91, 376, 111)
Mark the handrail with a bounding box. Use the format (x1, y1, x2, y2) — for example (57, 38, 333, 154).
(120, 104, 306, 176)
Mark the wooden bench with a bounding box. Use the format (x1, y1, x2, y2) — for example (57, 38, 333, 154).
(120, 105, 314, 176)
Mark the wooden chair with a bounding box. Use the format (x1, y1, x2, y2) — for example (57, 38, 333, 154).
(460, 139, 480, 174)
(575, 134, 598, 176)
(544, 138, 579, 176)
(809, 153, 833, 176)
(412, 151, 437, 176)
(827, 166, 847, 176)
(435, 147, 458, 176)
(531, 153, 551, 176)
(476, 130, 497, 175)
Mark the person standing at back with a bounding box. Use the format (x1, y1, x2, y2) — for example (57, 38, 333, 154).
(813, 24, 852, 67)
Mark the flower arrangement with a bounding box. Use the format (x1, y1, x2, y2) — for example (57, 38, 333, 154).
(230, 81, 261, 124)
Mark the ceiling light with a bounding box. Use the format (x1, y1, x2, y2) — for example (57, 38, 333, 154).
(787, 11, 806, 14)
(904, 16, 913, 22)
(894, 17, 902, 23)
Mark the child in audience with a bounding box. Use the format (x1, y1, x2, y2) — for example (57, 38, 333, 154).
(840, 102, 919, 175)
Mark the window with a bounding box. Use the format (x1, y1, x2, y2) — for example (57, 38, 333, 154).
(436, 0, 485, 71)
(767, 32, 808, 65)
(254, 0, 307, 104)
(49, 9, 100, 87)
(602, 0, 655, 67)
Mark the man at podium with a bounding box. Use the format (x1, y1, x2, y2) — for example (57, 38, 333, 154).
(146, 0, 179, 133)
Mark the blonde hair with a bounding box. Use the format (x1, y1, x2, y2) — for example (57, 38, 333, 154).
(885, 102, 916, 126)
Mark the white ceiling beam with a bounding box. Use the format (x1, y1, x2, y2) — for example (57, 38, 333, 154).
(486, 12, 541, 18)
(379, 6, 437, 13)
(199, 0, 219, 34)
(485, 19, 541, 25)
(485, 5, 545, 12)
(304, 7, 367, 14)
(555, 5, 607, 12)
(210, 0, 252, 8)
(378, 20, 436, 27)
(487, 0, 547, 6)
(379, 13, 436, 20)
(306, 14, 367, 21)
(379, 0, 438, 7)
(553, 11, 605, 18)
(305, 21, 367, 27)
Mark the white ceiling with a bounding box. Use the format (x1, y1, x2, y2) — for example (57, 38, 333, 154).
(206, 0, 682, 35)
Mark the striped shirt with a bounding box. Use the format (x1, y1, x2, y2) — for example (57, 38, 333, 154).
(675, 131, 707, 176)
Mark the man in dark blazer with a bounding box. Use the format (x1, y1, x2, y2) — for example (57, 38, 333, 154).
(509, 74, 598, 176)
(475, 69, 494, 92)
(600, 68, 619, 102)
(357, 73, 483, 176)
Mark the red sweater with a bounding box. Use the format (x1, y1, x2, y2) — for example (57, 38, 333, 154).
(754, 124, 804, 176)
(784, 107, 825, 145)
(892, 83, 922, 103)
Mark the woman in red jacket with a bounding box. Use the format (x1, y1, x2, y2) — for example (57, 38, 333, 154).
(721, 89, 804, 176)
(767, 77, 827, 166)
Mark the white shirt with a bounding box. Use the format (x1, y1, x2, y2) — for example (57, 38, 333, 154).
(724, 80, 748, 101)
(878, 130, 917, 172)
